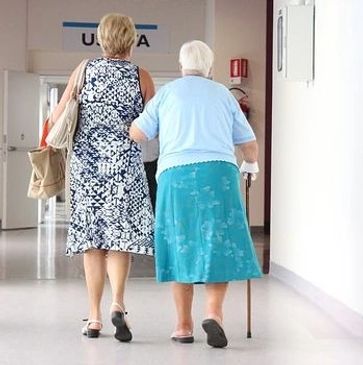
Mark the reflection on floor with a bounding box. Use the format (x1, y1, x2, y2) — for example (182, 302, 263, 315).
(0, 224, 268, 280)
(0, 226, 362, 365)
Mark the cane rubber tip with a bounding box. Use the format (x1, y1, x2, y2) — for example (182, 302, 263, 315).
(247, 332, 252, 339)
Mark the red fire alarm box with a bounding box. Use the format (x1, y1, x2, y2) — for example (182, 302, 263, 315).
(230, 58, 248, 84)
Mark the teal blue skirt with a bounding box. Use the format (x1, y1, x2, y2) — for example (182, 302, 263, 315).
(155, 161, 262, 283)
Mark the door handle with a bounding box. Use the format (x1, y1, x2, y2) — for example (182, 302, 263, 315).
(7, 146, 35, 152)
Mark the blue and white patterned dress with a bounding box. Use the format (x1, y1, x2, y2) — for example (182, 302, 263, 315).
(66, 58, 154, 256)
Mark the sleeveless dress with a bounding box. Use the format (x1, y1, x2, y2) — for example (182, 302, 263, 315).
(66, 58, 154, 256)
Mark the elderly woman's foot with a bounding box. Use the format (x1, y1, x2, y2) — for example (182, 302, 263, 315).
(202, 315, 228, 348)
(171, 328, 194, 343)
(171, 320, 194, 343)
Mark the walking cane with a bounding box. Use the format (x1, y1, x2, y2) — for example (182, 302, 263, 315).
(245, 173, 252, 338)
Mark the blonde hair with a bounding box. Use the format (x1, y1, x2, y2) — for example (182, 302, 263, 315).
(97, 13, 137, 57)
(179, 40, 214, 77)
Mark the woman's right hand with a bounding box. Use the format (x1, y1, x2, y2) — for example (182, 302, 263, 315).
(237, 140, 259, 180)
(240, 161, 259, 181)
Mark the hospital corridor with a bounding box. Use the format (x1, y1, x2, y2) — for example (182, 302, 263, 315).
(0, 1, 363, 364)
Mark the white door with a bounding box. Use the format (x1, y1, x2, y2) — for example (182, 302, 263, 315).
(2, 71, 40, 229)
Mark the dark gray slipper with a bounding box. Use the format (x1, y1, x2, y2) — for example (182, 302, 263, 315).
(202, 319, 228, 348)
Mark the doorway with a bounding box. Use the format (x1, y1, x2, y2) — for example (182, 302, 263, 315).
(39, 77, 67, 225)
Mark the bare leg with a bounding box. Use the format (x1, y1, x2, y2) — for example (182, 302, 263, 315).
(106, 251, 132, 342)
(84, 249, 107, 330)
(205, 282, 229, 322)
(106, 251, 131, 311)
(172, 283, 194, 334)
(202, 282, 229, 348)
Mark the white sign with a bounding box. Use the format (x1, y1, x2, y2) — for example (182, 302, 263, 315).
(62, 21, 170, 53)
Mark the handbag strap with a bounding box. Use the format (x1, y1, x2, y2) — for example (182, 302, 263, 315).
(70, 59, 89, 100)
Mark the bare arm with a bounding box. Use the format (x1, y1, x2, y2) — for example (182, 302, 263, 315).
(130, 68, 156, 142)
(237, 140, 259, 162)
(139, 67, 155, 104)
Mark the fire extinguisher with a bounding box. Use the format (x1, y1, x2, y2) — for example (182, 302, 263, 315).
(229, 87, 250, 120)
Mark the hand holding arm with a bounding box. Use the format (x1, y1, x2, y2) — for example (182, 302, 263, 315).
(129, 124, 148, 142)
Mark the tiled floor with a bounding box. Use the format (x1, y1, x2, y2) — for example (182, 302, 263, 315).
(0, 224, 362, 365)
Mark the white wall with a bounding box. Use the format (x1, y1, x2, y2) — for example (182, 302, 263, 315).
(213, 0, 267, 226)
(271, 0, 363, 315)
(0, 0, 28, 222)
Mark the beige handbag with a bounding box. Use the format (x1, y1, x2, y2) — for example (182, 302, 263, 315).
(46, 59, 89, 149)
(33, 60, 88, 208)
(27, 147, 65, 199)
(27, 59, 88, 202)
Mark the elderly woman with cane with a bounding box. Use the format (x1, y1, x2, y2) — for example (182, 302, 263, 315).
(130, 40, 262, 348)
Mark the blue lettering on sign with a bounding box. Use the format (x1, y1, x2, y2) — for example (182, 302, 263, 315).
(77, 32, 150, 48)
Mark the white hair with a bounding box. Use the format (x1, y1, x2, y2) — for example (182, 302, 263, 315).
(179, 40, 214, 77)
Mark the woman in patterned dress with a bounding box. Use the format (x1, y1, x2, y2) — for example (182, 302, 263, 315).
(49, 13, 155, 341)
(130, 40, 262, 348)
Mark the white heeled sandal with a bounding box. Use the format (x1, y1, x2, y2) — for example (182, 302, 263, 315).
(82, 319, 103, 338)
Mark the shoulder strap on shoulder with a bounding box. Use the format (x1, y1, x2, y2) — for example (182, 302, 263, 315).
(71, 59, 89, 99)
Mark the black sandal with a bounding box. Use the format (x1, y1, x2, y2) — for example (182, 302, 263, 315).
(111, 303, 132, 342)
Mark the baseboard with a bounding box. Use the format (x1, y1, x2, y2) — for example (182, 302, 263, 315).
(270, 262, 363, 337)
(250, 226, 264, 233)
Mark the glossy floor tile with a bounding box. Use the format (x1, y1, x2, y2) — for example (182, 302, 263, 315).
(0, 224, 268, 280)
